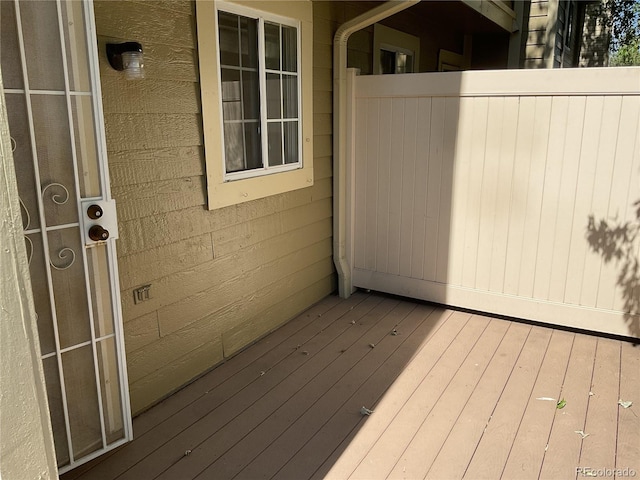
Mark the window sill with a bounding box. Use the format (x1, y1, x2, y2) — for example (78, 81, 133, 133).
(207, 164, 313, 210)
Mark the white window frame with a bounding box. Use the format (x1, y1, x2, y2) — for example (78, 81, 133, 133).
(196, 0, 314, 210)
(217, 3, 302, 181)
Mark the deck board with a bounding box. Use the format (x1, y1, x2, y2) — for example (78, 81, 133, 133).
(62, 292, 640, 480)
(187, 300, 419, 480)
(539, 334, 598, 480)
(276, 305, 449, 480)
(237, 304, 439, 480)
(424, 321, 532, 479)
(122, 295, 392, 480)
(578, 338, 621, 472)
(616, 342, 640, 478)
(501, 329, 575, 479)
(462, 326, 553, 479)
(319, 309, 469, 480)
(349, 312, 483, 479)
(386, 317, 510, 480)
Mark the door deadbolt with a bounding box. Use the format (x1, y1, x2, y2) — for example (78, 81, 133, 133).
(87, 204, 103, 219)
(88, 225, 109, 241)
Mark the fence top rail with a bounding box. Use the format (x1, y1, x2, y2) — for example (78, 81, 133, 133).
(354, 67, 640, 98)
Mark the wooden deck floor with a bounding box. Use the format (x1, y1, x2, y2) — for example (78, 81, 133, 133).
(63, 292, 640, 480)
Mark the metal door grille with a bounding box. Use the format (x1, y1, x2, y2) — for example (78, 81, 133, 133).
(1, 0, 132, 472)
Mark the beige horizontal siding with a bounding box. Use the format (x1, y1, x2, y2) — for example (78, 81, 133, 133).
(221, 274, 336, 356)
(127, 254, 333, 394)
(313, 17, 335, 46)
(524, 0, 557, 68)
(529, 1, 549, 17)
(122, 311, 160, 355)
(118, 233, 214, 291)
(312, 1, 346, 23)
(108, 146, 204, 186)
(156, 238, 333, 336)
(211, 202, 331, 258)
(119, 208, 332, 322)
(104, 113, 203, 151)
(126, 316, 224, 384)
(526, 29, 547, 46)
(100, 78, 201, 114)
(130, 0, 193, 16)
(314, 134, 332, 157)
(314, 156, 333, 180)
(97, 0, 337, 414)
(523, 58, 548, 69)
(315, 43, 333, 69)
(525, 44, 548, 59)
(116, 190, 323, 256)
(314, 90, 333, 114)
(94, 1, 195, 48)
(314, 67, 332, 93)
(128, 338, 223, 414)
(112, 176, 206, 222)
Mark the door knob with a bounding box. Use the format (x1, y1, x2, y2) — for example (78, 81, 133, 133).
(88, 225, 109, 241)
(87, 204, 103, 219)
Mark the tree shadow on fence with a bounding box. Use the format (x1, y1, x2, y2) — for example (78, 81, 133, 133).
(586, 200, 640, 339)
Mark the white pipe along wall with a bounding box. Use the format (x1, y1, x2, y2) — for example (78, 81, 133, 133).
(333, 0, 420, 298)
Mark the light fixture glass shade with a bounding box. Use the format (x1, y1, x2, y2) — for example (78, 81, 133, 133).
(121, 51, 145, 80)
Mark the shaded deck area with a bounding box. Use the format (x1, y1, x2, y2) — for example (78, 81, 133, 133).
(64, 292, 640, 479)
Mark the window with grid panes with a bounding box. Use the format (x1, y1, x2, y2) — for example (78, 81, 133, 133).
(218, 8, 301, 178)
(196, 0, 313, 210)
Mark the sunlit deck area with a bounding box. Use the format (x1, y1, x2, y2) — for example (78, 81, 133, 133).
(63, 291, 640, 480)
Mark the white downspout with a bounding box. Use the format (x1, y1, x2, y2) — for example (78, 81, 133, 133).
(333, 0, 420, 298)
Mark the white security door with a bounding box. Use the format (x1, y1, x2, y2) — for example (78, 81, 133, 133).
(1, 0, 132, 472)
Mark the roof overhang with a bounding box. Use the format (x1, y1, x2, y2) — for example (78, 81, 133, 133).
(461, 0, 518, 32)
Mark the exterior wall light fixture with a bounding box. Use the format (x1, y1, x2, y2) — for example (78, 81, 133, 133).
(106, 42, 145, 80)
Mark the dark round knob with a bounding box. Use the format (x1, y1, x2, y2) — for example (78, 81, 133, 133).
(87, 204, 103, 219)
(89, 225, 109, 241)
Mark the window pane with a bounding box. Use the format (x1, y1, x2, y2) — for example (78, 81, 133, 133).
(244, 122, 262, 170)
(283, 74, 298, 118)
(264, 22, 280, 70)
(282, 26, 297, 72)
(380, 49, 396, 74)
(224, 122, 245, 172)
(284, 121, 299, 164)
(266, 73, 281, 119)
(267, 122, 283, 166)
(397, 53, 413, 74)
(218, 11, 239, 66)
(240, 16, 258, 68)
(221, 68, 241, 121)
(242, 70, 260, 120)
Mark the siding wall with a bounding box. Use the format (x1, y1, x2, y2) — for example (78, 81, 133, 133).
(579, 2, 610, 67)
(95, 0, 336, 414)
(524, 0, 557, 68)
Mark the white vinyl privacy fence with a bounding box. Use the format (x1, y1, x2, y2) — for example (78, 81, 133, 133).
(347, 67, 640, 338)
